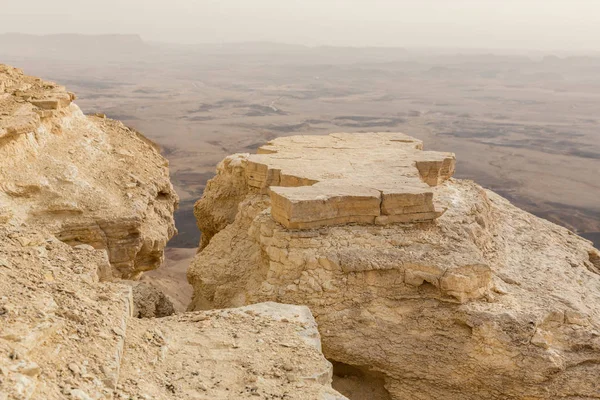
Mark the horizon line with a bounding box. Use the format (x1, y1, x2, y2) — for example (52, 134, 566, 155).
(1, 32, 599, 55)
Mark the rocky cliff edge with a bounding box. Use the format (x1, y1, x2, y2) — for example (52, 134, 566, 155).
(0, 65, 345, 400)
(189, 132, 600, 399)
(0, 64, 177, 279)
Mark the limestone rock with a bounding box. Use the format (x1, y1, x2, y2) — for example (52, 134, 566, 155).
(0, 64, 345, 400)
(0, 227, 134, 399)
(118, 303, 347, 400)
(210, 133, 455, 230)
(0, 65, 178, 278)
(189, 132, 600, 399)
(128, 281, 176, 318)
(0, 225, 345, 400)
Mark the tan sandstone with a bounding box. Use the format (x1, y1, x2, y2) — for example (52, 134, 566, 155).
(0, 65, 178, 279)
(189, 132, 600, 399)
(0, 223, 345, 399)
(246, 133, 454, 229)
(0, 65, 345, 400)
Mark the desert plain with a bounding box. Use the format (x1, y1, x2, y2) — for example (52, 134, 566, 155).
(2, 34, 599, 308)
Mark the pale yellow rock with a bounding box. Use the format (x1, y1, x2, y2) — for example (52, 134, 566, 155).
(0, 225, 346, 400)
(209, 132, 456, 230)
(0, 64, 346, 400)
(270, 183, 382, 229)
(0, 64, 178, 278)
(0, 226, 134, 399)
(118, 303, 347, 400)
(189, 133, 600, 400)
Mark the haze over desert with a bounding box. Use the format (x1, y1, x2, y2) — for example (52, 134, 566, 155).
(1, 2, 600, 398)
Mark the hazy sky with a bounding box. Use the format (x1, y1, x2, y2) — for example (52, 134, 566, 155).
(3, 0, 600, 50)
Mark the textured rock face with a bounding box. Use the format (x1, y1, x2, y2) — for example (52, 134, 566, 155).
(0, 65, 178, 278)
(0, 226, 345, 399)
(189, 132, 600, 399)
(118, 303, 347, 400)
(0, 226, 134, 399)
(129, 281, 176, 318)
(0, 65, 345, 400)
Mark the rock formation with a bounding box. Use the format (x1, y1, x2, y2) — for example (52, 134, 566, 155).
(0, 64, 178, 279)
(0, 65, 345, 400)
(189, 132, 600, 399)
(0, 226, 344, 399)
(118, 303, 346, 400)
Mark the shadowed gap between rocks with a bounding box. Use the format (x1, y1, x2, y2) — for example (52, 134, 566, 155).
(331, 361, 392, 400)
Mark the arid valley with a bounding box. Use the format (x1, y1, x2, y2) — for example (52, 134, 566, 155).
(2, 32, 600, 400)
(2, 33, 599, 307)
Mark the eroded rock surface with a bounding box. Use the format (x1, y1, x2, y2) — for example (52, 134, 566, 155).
(0, 65, 345, 400)
(206, 133, 455, 231)
(129, 281, 176, 319)
(0, 226, 345, 399)
(0, 226, 133, 399)
(189, 132, 600, 399)
(0, 65, 178, 279)
(118, 303, 347, 400)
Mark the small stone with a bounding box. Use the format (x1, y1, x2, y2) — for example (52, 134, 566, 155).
(73, 244, 95, 251)
(191, 315, 208, 322)
(20, 362, 41, 377)
(68, 363, 81, 375)
(112, 327, 125, 337)
(70, 389, 92, 400)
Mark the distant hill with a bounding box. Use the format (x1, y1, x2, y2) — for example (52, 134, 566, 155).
(0, 33, 148, 59)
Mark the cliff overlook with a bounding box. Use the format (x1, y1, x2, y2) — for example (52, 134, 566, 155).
(0, 64, 177, 279)
(0, 65, 345, 400)
(2, 63, 600, 400)
(189, 132, 600, 399)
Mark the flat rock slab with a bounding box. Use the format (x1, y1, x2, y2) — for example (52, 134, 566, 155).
(118, 302, 347, 400)
(0, 228, 134, 399)
(244, 132, 455, 229)
(270, 184, 382, 229)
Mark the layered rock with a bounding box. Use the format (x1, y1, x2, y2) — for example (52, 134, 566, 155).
(0, 65, 178, 278)
(0, 226, 345, 399)
(208, 133, 455, 231)
(189, 132, 600, 399)
(0, 65, 345, 400)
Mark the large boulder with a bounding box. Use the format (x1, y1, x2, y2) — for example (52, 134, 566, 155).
(0, 226, 346, 400)
(0, 65, 178, 279)
(189, 132, 600, 399)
